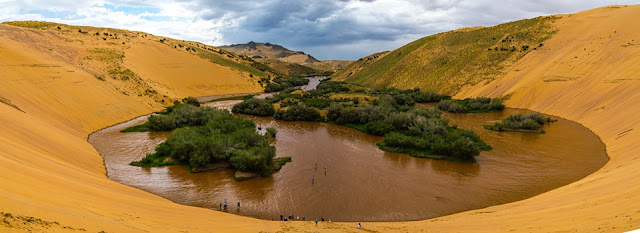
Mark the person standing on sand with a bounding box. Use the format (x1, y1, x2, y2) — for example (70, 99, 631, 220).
(324, 167, 327, 175)
(315, 219, 318, 226)
(312, 175, 315, 183)
(314, 162, 317, 170)
(237, 201, 240, 208)
(358, 223, 362, 229)
(219, 202, 222, 210)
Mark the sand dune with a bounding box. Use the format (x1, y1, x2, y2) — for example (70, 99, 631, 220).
(1, 5, 640, 233)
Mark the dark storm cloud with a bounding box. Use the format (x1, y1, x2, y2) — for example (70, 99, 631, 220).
(186, 0, 640, 59)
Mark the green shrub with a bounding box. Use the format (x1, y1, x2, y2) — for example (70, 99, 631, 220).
(274, 102, 323, 121)
(134, 109, 277, 173)
(264, 76, 309, 92)
(229, 146, 276, 176)
(412, 91, 443, 103)
(431, 137, 479, 161)
(266, 127, 277, 138)
(232, 98, 275, 116)
(183, 96, 201, 107)
(408, 117, 448, 136)
(437, 100, 467, 113)
(365, 121, 394, 136)
(486, 112, 549, 131)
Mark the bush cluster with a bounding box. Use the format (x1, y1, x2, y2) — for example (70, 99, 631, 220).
(437, 100, 467, 113)
(274, 102, 324, 121)
(231, 80, 488, 161)
(327, 97, 487, 161)
(232, 98, 275, 116)
(437, 97, 504, 113)
(264, 76, 310, 93)
(138, 109, 278, 175)
(486, 112, 552, 131)
(464, 97, 505, 111)
(148, 104, 228, 131)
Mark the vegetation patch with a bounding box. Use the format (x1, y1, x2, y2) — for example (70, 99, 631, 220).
(121, 97, 203, 132)
(263, 76, 310, 92)
(2, 21, 60, 29)
(129, 104, 289, 177)
(484, 112, 555, 133)
(232, 81, 491, 162)
(437, 97, 505, 113)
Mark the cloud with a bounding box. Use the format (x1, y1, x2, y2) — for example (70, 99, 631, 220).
(1, 0, 639, 59)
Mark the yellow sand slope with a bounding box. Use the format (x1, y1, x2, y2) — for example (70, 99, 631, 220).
(1, 5, 640, 233)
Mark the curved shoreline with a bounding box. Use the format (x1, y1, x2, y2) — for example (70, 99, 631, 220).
(86, 104, 609, 223)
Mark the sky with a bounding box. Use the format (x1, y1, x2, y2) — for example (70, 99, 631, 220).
(1, 0, 638, 60)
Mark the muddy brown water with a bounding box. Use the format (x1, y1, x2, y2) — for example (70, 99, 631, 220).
(89, 100, 607, 222)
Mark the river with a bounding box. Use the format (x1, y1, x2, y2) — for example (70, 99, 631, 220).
(88, 80, 607, 221)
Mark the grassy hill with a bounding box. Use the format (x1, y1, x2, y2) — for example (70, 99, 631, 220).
(1, 21, 269, 106)
(332, 16, 558, 95)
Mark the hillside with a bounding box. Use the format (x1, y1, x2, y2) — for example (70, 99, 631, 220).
(221, 41, 352, 75)
(1, 5, 640, 233)
(332, 16, 558, 94)
(1, 21, 270, 103)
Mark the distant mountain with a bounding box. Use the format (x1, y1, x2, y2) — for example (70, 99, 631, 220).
(220, 41, 352, 76)
(220, 41, 320, 64)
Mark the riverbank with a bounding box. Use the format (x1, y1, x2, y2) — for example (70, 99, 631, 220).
(89, 104, 605, 222)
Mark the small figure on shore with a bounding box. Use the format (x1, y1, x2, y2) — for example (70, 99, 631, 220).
(358, 223, 362, 229)
(237, 201, 240, 207)
(302, 216, 306, 221)
(280, 215, 283, 221)
(219, 202, 222, 210)
(324, 167, 327, 175)
(321, 217, 325, 222)
(296, 216, 299, 220)
(314, 162, 317, 170)
(315, 219, 318, 226)
(312, 175, 315, 184)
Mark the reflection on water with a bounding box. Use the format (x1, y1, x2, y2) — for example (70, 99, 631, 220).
(90, 103, 607, 222)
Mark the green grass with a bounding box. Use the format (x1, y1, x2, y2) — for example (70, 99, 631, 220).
(453, 100, 502, 113)
(344, 123, 367, 132)
(129, 153, 181, 167)
(120, 122, 151, 132)
(272, 157, 292, 171)
(3, 21, 60, 29)
(339, 16, 559, 95)
(376, 141, 476, 163)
